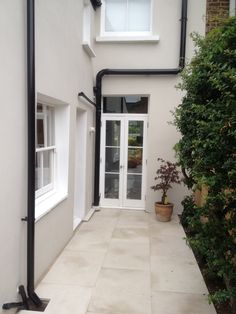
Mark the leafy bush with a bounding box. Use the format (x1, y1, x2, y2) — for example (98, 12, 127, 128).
(180, 196, 196, 230)
(174, 17, 236, 312)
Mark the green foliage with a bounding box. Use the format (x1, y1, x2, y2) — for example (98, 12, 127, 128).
(209, 288, 236, 305)
(180, 196, 196, 229)
(174, 17, 236, 311)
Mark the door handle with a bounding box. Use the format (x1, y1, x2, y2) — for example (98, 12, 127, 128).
(120, 165, 123, 169)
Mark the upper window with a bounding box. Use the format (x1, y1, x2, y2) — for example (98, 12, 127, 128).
(35, 103, 55, 198)
(103, 0, 151, 35)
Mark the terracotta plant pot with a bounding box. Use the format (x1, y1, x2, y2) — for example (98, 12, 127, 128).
(155, 202, 174, 222)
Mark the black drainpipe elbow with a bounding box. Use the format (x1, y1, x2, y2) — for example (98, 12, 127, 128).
(90, 0, 102, 11)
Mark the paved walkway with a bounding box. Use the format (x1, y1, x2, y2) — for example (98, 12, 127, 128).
(21, 209, 216, 314)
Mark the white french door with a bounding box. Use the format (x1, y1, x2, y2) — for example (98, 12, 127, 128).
(100, 114, 147, 209)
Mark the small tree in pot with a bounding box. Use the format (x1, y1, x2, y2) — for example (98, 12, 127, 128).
(151, 158, 181, 222)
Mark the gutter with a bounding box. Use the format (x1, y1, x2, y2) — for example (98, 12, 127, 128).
(93, 0, 188, 206)
(3, 0, 43, 310)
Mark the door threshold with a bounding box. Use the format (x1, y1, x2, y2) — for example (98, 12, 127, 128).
(83, 207, 97, 222)
(100, 205, 145, 211)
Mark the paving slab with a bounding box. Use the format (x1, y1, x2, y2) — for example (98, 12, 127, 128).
(19, 209, 216, 314)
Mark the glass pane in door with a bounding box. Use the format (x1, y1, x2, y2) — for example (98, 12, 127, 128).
(127, 148, 142, 173)
(104, 120, 121, 199)
(127, 174, 142, 200)
(126, 120, 144, 200)
(105, 174, 119, 199)
(106, 121, 120, 146)
(105, 147, 120, 172)
(128, 121, 143, 146)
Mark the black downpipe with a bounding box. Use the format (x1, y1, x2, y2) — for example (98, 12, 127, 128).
(26, 0, 42, 306)
(179, 0, 188, 68)
(93, 0, 188, 206)
(2, 0, 42, 310)
(90, 0, 102, 10)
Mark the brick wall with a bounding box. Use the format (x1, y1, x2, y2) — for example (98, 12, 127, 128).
(206, 0, 230, 33)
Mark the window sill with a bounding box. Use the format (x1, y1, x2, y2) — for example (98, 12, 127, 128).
(82, 42, 96, 57)
(96, 35, 159, 43)
(35, 190, 68, 222)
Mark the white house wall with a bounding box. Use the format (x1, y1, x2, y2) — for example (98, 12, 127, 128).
(0, 1, 27, 312)
(93, 0, 206, 213)
(0, 0, 96, 311)
(35, 0, 96, 283)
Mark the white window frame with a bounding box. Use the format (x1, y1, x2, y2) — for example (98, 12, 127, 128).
(35, 148, 55, 198)
(35, 104, 56, 198)
(35, 94, 70, 221)
(100, 0, 153, 37)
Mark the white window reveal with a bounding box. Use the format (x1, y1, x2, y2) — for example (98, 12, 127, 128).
(35, 104, 56, 198)
(83, 0, 96, 57)
(98, 0, 159, 42)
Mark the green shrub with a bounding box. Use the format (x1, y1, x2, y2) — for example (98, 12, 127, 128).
(180, 196, 196, 230)
(174, 17, 236, 312)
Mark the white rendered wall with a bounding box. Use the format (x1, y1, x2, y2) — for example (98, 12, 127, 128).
(35, 0, 96, 282)
(93, 0, 206, 213)
(0, 1, 27, 312)
(0, 0, 96, 309)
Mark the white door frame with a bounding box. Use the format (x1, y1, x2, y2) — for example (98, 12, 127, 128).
(100, 114, 148, 210)
(73, 108, 87, 229)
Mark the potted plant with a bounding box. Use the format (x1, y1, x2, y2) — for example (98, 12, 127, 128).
(151, 158, 181, 222)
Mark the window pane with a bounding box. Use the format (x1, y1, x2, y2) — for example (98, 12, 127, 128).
(37, 119, 44, 148)
(106, 147, 120, 172)
(103, 97, 123, 113)
(124, 96, 148, 113)
(105, 173, 119, 198)
(106, 121, 120, 146)
(105, 0, 151, 33)
(128, 0, 151, 31)
(37, 104, 43, 112)
(127, 174, 142, 199)
(35, 152, 41, 190)
(43, 150, 52, 186)
(47, 108, 55, 146)
(128, 121, 144, 146)
(105, 0, 127, 32)
(103, 96, 148, 114)
(35, 103, 55, 197)
(127, 148, 143, 173)
(36, 104, 55, 148)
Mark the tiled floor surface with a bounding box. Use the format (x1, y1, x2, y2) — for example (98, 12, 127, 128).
(20, 209, 216, 314)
